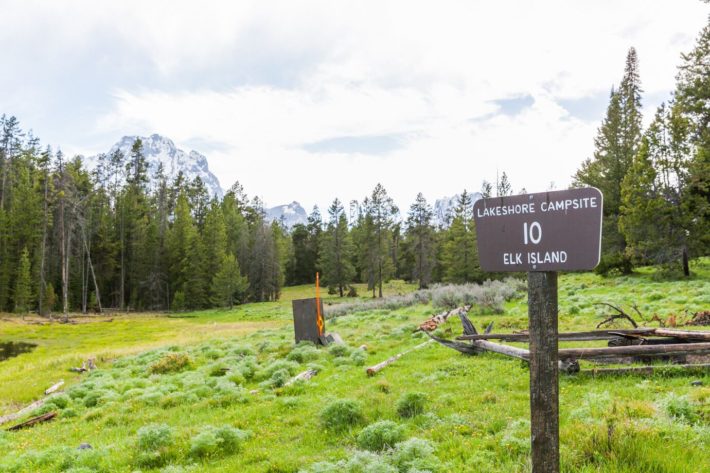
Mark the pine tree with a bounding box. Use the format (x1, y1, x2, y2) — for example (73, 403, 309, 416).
(211, 253, 248, 308)
(480, 180, 493, 199)
(574, 48, 643, 274)
(620, 104, 695, 275)
(676, 19, 710, 261)
(14, 247, 32, 313)
(405, 193, 436, 289)
(167, 192, 197, 305)
(203, 200, 229, 299)
(496, 172, 512, 197)
(184, 232, 209, 309)
(362, 184, 398, 298)
(289, 224, 312, 285)
(442, 190, 482, 283)
(319, 199, 355, 296)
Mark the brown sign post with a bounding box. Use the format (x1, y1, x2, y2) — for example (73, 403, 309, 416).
(473, 188, 603, 473)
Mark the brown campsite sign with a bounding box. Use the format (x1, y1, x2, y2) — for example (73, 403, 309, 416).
(473, 187, 603, 272)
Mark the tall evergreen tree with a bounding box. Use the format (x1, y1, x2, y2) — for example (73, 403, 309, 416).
(319, 198, 355, 296)
(362, 184, 398, 298)
(496, 172, 512, 197)
(167, 192, 197, 305)
(211, 253, 248, 308)
(442, 190, 482, 283)
(405, 193, 436, 289)
(574, 48, 643, 274)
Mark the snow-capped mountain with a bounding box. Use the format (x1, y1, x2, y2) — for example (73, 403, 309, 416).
(267, 201, 308, 228)
(433, 192, 483, 227)
(90, 134, 223, 198)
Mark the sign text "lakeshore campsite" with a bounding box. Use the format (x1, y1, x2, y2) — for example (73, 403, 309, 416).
(473, 188, 603, 272)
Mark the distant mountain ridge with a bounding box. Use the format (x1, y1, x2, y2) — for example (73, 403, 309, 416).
(433, 192, 482, 227)
(89, 134, 224, 198)
(266, 201, 308, 228)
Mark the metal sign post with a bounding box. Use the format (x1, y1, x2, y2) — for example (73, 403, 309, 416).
(473, 188, 603, 473)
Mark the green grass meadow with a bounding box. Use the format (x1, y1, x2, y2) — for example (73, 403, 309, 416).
(0, 264, 708, 472)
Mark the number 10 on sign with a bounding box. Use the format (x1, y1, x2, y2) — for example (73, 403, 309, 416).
(523, 221, 542, 245)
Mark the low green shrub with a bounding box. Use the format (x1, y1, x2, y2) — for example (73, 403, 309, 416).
(396, 392, 426, 418)
(236, 358, 258, 380)
(320, 399, 365, 432)
(206, 362, 229, 377)
(328, 344, 351, 358)
(149, 353, 192, 374)
(230, 344, 256, 357)
(189, 425, 249, 459)
(46, 394, 70, 410)
(300, 451, 396, 473)
(83, 392, 101, 408)
(356, 421, 405, 451)
(349, 350, 366, 366)
(657, 393, 698, 424)
(257, 360, 299, 380)
(287, 343, 321, 363)
(391, 437, 441, 472)
(135, 423, 175, 467)
(67, 386, 88, 400)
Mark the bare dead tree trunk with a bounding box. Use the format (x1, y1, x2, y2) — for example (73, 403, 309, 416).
(59, 186, 68, 320)
(39, 164, 50, 317)
(80, 222, 102, 313)
(119, 201, 125, 311)
(63, 227, 72, 322)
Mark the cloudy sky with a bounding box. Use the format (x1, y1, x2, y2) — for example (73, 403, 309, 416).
(1, 0, 707, 211)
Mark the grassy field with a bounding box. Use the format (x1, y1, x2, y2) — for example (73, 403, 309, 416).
(0, 264, 708, 472)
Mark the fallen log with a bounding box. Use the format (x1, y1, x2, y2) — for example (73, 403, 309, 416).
(457, 328, 657, 342)
(366, 340, 433, 376)
(558, 342, 710, 360)
(652, 329, 710, 341)
(44, 380, 64, 395)
(7, 412, 57, 431)
(0, 393, 61, 426)
(470, 339, 529, 360)
(285, 368, 318, 386)
(70, 357, 97, 373)
(469, 340, 580, 373)
(417, 305, 470, 332)
(579, 363, 710, 377)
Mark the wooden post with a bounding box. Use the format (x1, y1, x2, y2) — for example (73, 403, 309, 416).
(528, 271, 559, 473)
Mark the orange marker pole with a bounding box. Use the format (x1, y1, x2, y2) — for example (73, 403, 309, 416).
(315, 272, 324, 336)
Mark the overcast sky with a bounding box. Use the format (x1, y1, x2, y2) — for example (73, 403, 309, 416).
(1, 0, 707, 211)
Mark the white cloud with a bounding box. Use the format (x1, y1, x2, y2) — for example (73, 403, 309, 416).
(1, 0, 707, 210)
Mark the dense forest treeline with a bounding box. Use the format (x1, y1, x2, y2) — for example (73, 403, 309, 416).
(0, 20, 708, 316)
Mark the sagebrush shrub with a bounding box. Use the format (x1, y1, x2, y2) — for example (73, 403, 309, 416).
(391, 437, 441, 472)
(396, 392, 426, 418)
(257, 360, 299, 380)
(287, 343, 321, 363)
(230, 344, 256, 357)
(320, 400, 365, 432)
(658, 393, 698, 424)
(350, 350, 366, 366)
(137, 423, 174, 451)
(328, 344, 351, 358)
(189, 425, 249, 458)
(135, 423, 175, 467)
(356, 421, 405, 451)
(83, 392, 101, 408)
(149, 353, 192, 374)
(47, 394, 70, 410)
